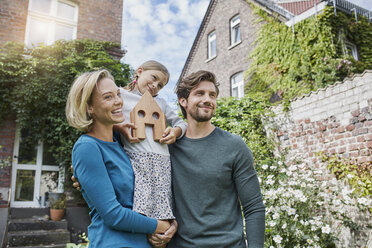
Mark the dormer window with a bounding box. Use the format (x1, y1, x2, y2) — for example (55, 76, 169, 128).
(344, 41, 358, 60)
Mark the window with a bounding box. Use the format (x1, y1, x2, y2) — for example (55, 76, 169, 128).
(231, 72, 244, 99)
(344, 41, 358, 60)
(25, 0, 78, 47)
(208, 31, 216, 59)
(230, 15, 241, 45)
(11, 127, 63, 207)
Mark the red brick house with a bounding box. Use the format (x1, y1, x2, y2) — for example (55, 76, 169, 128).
(0, 1, 124, 243)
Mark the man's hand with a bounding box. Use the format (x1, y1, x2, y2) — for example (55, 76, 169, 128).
(159, 127, 182, 144)
(70, 165, 81, 191)
(148, 219, 178, 247)
(113, 122, 140, 143)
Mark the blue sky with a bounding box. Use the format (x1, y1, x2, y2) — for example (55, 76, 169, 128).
(121, 0, 210, 106)
(121, 0, 372, 105)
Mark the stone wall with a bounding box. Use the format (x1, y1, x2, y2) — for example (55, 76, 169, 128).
(275, 70, 372, 164)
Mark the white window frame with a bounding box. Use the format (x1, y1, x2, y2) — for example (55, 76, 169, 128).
(25, 0, 78, 47)
(230, 15, 241, 46)
(10, 127, 64, 208)
(207, 31, 216, 60)
(344, 41, 358, 60)
(231, 72, 244, 99)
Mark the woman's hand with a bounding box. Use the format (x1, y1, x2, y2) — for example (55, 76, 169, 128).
(113, 122, 140, 143)
(149, 219, 178, 247)
(159, 127, 182, 144)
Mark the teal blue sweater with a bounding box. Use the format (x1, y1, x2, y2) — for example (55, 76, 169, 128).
(72, 135, 157, 248)
(168, 128, 265, 248)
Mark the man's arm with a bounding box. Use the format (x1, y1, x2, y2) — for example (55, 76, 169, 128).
(233, 139, 266, 247)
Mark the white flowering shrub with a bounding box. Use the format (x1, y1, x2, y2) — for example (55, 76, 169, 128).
(259, 158, 371, 248)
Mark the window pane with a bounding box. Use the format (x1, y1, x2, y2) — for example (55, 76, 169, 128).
(30, 0, 51, 13)
(27, 18, 49, 46)
(42, 142, 58, 165)
(55, 24, 74, 41)
(18, 129, 37, 165)
(231, 72, 243, 85)
(40, 171, 59, 197)
(57, 1, 75, 20)
(210, 39, 216, 58)
(15, 170, 35, 201)
(232, 87, 238, 98)
(233, 25, 241, 44)
(240, 84, 245, 98)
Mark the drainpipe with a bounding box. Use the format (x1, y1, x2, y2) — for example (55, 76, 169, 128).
(351, 8, 357, 22)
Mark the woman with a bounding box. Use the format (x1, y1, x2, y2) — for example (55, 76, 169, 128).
(66, 69, 170, 247)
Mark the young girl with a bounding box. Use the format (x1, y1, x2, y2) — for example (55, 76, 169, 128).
(115, 60, 187, 221)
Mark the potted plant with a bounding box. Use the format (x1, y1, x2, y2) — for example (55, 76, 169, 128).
(49, 193, 66, 221)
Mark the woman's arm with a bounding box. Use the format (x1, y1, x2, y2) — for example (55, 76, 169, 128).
(73, 142, 157, 234)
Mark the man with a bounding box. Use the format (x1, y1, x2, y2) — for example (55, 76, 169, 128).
(73, 70, 265, 247)
(152, 70, 265, 247)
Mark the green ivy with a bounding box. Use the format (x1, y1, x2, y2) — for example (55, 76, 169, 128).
(0, 39, 131, 186)
(318, 152, 372, 198)
(212, 96, 276, 168)
(246, 5, 372, 107)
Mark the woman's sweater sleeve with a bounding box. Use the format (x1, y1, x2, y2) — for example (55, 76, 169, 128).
(72, 142, 157, 234)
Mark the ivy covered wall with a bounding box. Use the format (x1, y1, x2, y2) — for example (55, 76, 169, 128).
(246, 6, 372, 106)
(0, 40, 131, 168)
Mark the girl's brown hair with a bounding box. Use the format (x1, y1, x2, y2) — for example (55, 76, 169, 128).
(125, 60, 170, 91)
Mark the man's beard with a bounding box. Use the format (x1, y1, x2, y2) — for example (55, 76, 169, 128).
(189, 106, 215, 122)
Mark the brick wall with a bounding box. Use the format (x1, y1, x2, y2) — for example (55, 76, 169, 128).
(77, 0, 123, 44)
(0, 0, 29, 45)
(0, 117, 16, 206)
(275, 70, 372, 164)
(183, 0, 263, 98)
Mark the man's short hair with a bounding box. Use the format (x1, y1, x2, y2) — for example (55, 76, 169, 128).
(176, 70, 219, 118)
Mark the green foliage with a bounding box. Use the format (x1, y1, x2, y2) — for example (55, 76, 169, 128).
(0, 39, 131, 191)
(50, 193, 66, 209)
(212, 96, 276, 166)
(246, 6, 372, 106)
(319, 152, 372, 197)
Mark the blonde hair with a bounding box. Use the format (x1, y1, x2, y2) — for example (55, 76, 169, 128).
(125, 60, 170, 91)
(66, 69, 114, 132)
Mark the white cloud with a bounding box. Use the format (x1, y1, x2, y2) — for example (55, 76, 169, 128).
(122, 0, 210, 105)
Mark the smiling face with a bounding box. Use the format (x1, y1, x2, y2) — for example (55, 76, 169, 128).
(179, 80, 217, 123)
(88, 77, 124, 126)
(135, 68, 168, 96)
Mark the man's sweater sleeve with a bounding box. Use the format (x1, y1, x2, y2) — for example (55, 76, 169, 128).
(73, 142, 157, 234)
(233, 138, 266, 247)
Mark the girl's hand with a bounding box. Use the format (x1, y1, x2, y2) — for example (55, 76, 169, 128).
(149, 220, 178, 247)
(113, 122, 140, 143)
(159, 127, 182, 144)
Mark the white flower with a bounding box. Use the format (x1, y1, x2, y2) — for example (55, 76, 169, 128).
(357, 197, 369, 205)
(273, 235, 282, 244)
(267, 178, 275, 185)
(269, 221, 276, 227)
(346, 174, 354, 179)
(272, 212, 280, 220)
(278, 161, 283, 165)
(282, 223, 287, 228)
(262, 164, 268, 170)
(307, 239, 313, 244)
(322, 225, 331, 234)
(270, 165, 277, 170)
(287, 208, 296, 216)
